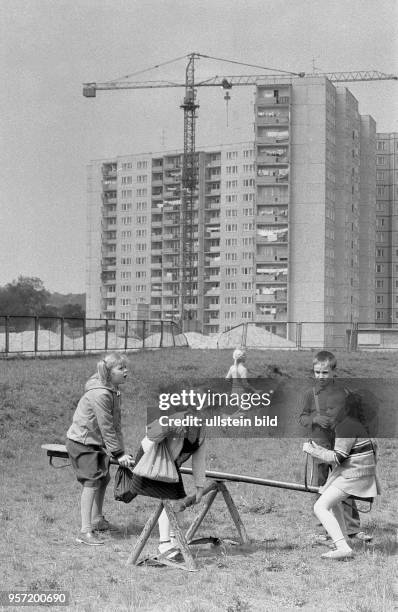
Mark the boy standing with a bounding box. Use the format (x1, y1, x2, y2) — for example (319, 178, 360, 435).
(298, 350, 371, 542)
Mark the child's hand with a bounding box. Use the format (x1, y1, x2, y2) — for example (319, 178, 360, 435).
(313, 414, 332, 428)
(118, 453, 134, 467)
(303, 442, 314, 454)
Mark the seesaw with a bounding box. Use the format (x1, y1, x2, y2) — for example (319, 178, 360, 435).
(42, 443, 319, 572)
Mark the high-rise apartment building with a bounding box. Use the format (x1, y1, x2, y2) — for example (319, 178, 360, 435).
(375, 133, 398, 325)
(86, 77, 376, 347)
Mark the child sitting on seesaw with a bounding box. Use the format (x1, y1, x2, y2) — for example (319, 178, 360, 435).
(303, 387, 380, 560)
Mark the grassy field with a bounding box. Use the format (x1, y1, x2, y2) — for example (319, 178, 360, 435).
(1, 349, 397, 612)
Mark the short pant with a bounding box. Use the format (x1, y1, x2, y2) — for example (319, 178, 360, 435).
(66, 438, 111, 488)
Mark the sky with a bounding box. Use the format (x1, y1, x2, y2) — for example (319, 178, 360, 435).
(0, 0, 397, 294)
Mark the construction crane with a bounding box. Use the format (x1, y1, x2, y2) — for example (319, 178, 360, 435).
(83, 52, 397, 329)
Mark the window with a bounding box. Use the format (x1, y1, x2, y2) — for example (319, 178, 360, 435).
(226, 209, 238, 217)
(136, 188, 147, 196)
(137, 243, 147, 251)
(225, 224, 238, 232)
(226, 165, 238, 174)
(226, 194, 238, 203)
(241, 267, 253, 275)
(136, 257, 147, 265)
(225, 238, 238, 246)
(137, 160, 148, 169)
(121, 244, 132, 253)
(243, 208, 254, 216)
(225, 281, 237, 290)
(225, 267, 237, 276)
(225, 252, 237, 261)
(121, 189, 132, 198)
(121, 176, 132, 184)
(136, 271, 146, 278)
(122, 217, 132, 225)
(120, 257, 132, 265)
(376, 141, 385, 151)
(242, 296, 253, 304)
(226, 151, 238, 159)
(137, 215, 147, 224)
(136, 201, 147, 210)
(377, 249, 385, 257)
(225, 296, 237, 304)
(136, 229, 147, 237)
(137, 175, 147, 183)
(243, 194, 255, 202)
(121, 271, 131, 279)
(226, 180, 238, 188)
(121, 285, 131, 292)
(121, 203, 132, 211)
(242, 282, 252, 290)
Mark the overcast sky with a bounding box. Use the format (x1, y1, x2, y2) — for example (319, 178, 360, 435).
(1, 0, 397, 293)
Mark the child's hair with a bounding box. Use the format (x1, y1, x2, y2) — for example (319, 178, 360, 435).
(233, 347, 246, 366)
(97, 352, 128, 385)
(313, 350, 337, 370)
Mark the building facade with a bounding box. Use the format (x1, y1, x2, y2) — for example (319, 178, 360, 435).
(86, 77, 377, 346)
(375, 133, 398, 325)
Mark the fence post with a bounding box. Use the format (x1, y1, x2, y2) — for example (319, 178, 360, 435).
(105, 319, 108, 351)
(296, 322, 302, 349)
(60, 318, 64, 352)
(124, 320, 129, 350)
(160, 320, 164, 348)
(5, 316, 10, 354)
(142, 320, 146, 349)
(34, 316, 39, 353)
(82, 318, 86, 352)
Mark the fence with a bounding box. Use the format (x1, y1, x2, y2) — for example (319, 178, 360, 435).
(0, 316, 188, 355)
(217, 321, 398, 351)
(2, 316, 398, 355)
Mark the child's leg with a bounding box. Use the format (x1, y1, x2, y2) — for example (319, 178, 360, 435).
(314, 486, 352, 551)
(158, 508, 170, 543)
(81, 485, 98, 533)
(92, 475, 110, 523)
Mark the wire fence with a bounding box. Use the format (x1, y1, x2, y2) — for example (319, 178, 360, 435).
(0, 316, 188, 355)
(1, 316, 397, 355)
(217, 321, 398, 351)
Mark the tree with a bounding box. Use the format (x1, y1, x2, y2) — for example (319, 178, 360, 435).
(0, 276, 51, 317)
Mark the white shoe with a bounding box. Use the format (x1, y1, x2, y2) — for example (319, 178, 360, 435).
(321, 548, 353, 560)
(158, 540, 180, 560)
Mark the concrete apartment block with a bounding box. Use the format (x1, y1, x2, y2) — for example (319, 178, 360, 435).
(375, 133, 398, 325)
(85, 78, 377, 348)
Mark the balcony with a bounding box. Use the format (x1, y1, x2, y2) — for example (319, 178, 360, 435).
(256, 128, 289, 145)
(257, 169, 289, 184)
(256, 290, 287, 303)
(256, 112, 289, 126)
(256, 227, 288, 244)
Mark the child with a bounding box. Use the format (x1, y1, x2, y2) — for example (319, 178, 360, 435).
(129, 395, 206, 560)
(66, 353, 133, 546)
(303, 387, 379, 560)
(298, 350, 370, 541)
(226, 348, 257, 407)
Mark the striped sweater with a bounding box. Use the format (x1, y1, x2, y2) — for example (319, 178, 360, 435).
(306, 417, 377, 479)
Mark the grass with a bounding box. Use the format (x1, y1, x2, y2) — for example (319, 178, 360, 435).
(0, 349, 397, 611)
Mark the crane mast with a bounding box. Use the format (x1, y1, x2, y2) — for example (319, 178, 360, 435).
(179, 53, 199, 323)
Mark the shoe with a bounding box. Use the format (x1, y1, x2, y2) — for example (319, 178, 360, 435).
(92, 517, 118, 532)
(76, 531, 104, 546)
(158, 540, 181, 560)
(321, 548, 353, 560)
(349, 531, 373, 542)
